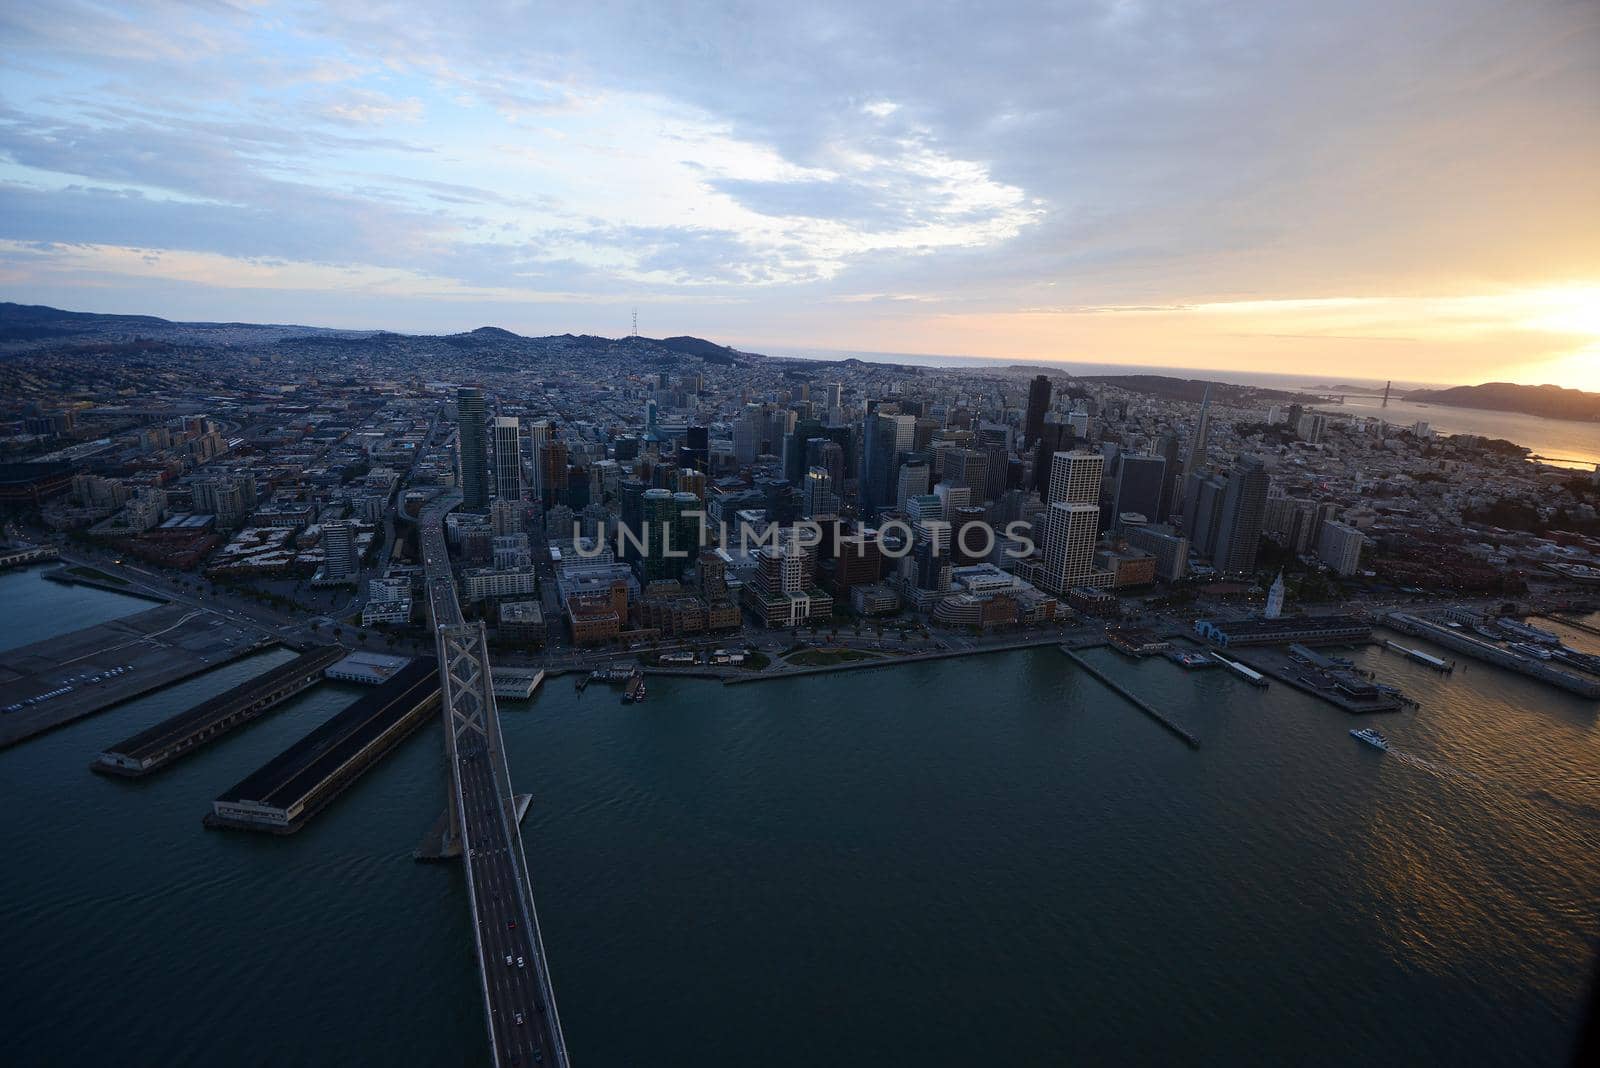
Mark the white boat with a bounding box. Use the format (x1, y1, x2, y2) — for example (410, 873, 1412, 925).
(1349, 727, 1388, 751)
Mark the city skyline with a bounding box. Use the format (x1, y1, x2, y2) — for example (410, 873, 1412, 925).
(3, 1, 1597, 389)
(3, 276, 1600, 1064)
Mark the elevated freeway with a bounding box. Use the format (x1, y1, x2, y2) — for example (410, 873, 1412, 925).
(419, 492, 568, 1067)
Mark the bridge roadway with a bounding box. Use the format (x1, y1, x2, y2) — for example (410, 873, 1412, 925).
(420, 492, 568, 1067)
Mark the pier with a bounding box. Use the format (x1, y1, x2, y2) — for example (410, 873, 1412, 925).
(1210, 653, 1269, 687)
(91, 646, 345, 776)
(205, 658, 440, 835)
(1386, 612, 1600, 698)
(492, 667, 545, 699)
(0, 604, 271, 750)
(1544, 613, 1600, 640)
(1382, 640, 1453, 672)
(1225, 645, 1408, 713)
(0, 544, 59, 570)
(1060, 648, 1200, 749)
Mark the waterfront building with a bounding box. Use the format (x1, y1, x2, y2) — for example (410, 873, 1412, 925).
(1265, 571, 1286, 619)
(743, 529, 833, 627)
(1041, 450, 1110, 594)
(1194, 615, 1372, 647)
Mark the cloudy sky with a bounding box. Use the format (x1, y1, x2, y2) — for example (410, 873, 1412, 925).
(2, 0, 1597, 386)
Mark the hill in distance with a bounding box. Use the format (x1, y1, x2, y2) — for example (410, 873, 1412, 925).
(0, 303, 752, 364)
(1403, 382, 1600, 422)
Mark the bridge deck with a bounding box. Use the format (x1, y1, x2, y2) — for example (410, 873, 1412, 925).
(420, 492, 567, 1067)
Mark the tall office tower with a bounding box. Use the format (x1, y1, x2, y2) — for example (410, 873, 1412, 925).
(766, 408, 796, 456)
(942, 447, 990, 499)
(322, 520, 357, 580)
(1047, 450, 1104, 506)
(932, 482, 971, 514)
(1031, 415, 1072, 496)
(680, 425, 710, 472)
(904, 492, 944, 525)
(806, 438, 845, 489)
(618, 479, 647, 562)
(820, 424, 854, 477)
(803, 467, 838, 518)
(950, 505, 991, 565)
(891, 413, 917, 451)
(733, 405, 762, 465)
(909, 539, 953, 593)
(527, 419, 552, 502)
(673, 490, 704, 575)
(493, 416, 522, 501)
(861, 411, 903, 517)
(1156, 432, 1182, 520)
(457, 387, 490, 511)
(1178, 384, 1212, 492)
(895, 462, 930, 514)
(827, 382, 843, 410)
(490, 497, 523, 536)
(1024, 374, 1052, 447)
(1041, 501, 1101, 594)
(1040, 450, 1106, 594)
(984, 442, 1010, 502)
(784, 417, 824, 483)
(1212, 455, 1271, 576)
(1184, 472, 1227, 557)
(638, 488, 680, 582)
(1112, 453, 1166, 525)
(537, 439, 569, 507)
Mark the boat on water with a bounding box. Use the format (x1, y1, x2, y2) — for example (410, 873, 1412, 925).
(623, 673, 646, 704)
(1349, 727, 1388, 751)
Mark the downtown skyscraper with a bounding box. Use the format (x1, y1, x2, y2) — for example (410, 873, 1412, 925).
(1042, 450, 1107, 595)
(1212, 454, 1270, 577)
(1024, 373, 1052, 447)
(457, 387, 489, 511)
(1178, 383, 1213, 492)
(493, 416, 522, 502)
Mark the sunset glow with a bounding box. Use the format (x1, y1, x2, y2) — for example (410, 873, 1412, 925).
(2, 1, 1596, 387)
